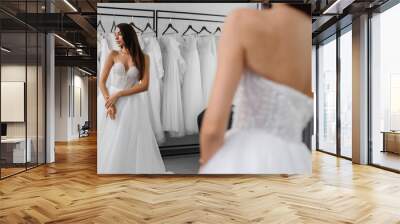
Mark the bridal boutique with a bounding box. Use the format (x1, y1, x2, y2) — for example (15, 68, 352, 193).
(197, 35, 217, 107)
(97, 62, 166, 174)
(159, 36, 186, 137)
(199, 71, 313, 174)
(181, 36, 204, 134)
(142, 36, 165, 143)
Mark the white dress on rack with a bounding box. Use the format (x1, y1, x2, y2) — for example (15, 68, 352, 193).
(138, 35, 145, 50)
(99, 36, 112, 92)
(97, 62, 166, 174)
(142, 36, 165, 143)
(107, 33, 120, 51)
(97, 32, 103, 77)
(199, 71, 313, 174)
(181, 36, 204, 134)
(159, 36, 186, 137)
(197, 35, 217, 108)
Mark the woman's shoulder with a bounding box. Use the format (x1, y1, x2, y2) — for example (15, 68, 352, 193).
(108, 50, 119, 58)
(227, 8, 265, 25)
(228, 8, 259, 18)
(225, 8, 271, 35)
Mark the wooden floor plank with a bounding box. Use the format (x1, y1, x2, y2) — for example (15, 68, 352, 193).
(0, 134, 399, 223)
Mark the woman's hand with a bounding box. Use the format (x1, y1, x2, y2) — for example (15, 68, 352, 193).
(105, 92, 121, 108)
(106, 105, 117, 120)
(199, 129, 224, 167)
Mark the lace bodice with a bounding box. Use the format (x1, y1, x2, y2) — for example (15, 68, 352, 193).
(232, 71, 313, 143)
(109, 62, 139, 89)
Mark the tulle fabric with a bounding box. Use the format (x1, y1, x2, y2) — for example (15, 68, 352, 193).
(143, 36, 165, 143)
(199, 129, 312, 174)
(181, 36, 204, 134)
(97, 63, 166, 174)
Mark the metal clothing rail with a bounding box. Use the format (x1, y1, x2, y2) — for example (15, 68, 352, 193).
(97, 6, 156, 33)
(155, 9, 226, 37)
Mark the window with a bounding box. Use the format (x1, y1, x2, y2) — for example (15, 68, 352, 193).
(318, 36, 337, 155)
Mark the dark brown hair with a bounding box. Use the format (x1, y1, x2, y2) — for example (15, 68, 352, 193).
(116, 23, 145, 81)
(262, 2, 311, 17)
(288, 3, 311, 16)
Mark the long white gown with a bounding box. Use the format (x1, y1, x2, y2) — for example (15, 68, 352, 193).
(99, 36, 112, 92)
(199, 70, 313, 174)
(142, 36, 165, 143)
(159, 36, 186, 137)
(181, 36, 204, 134)
(197, 35, 217, 108)
(97, 62, 166, 174)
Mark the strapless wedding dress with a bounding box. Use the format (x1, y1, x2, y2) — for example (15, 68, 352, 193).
(97, 62, 166, 174)
(199, 70, 313, 174)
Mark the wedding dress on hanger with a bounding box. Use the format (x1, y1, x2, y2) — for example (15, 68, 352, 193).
(181, 36, 204, 134)
(159, 36, 186, 137)
(197, 35, 217, 108)
(142, 36, 165, 143)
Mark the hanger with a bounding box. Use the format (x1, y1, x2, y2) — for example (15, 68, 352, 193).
(129, 16, 143, 33)
(213, 26, 221, 34)
(198, 26, 212, 35)
(182, 24, 199, 36)
(141, 21, 156, 35)
(97, 18, 105, 33)
(110, 16, 117, 32)
(162, 18, 179, 35)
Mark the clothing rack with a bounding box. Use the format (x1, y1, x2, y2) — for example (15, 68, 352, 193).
(155, 10, 226, 154)
(155, 10, 225, 37)
(97, 6, 156, 32)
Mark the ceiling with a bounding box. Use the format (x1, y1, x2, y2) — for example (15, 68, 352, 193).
(311, 0, 391, 44)
(0, 0, 98, 75)
(0, 0, 394, 75)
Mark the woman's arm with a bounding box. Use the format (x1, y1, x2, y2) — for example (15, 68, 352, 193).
(199, 10, 246, 166)
(105, 54, 150, 108)
(99, 51, 116, 100)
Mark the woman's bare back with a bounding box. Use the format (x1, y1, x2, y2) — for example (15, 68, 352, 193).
(234, 5, 312, 97)
(200, 4, 312, 164)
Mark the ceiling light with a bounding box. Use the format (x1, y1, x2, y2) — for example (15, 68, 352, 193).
(1, 47, 11, 53)
(63, 0, 78, 12)
(54, 34, 75, 48)
(78, 67, 93, 76)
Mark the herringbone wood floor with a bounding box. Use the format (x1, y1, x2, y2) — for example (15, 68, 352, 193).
(1, 134, 400, 223)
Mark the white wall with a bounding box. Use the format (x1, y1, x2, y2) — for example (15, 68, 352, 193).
(1, 65, 38, 138)
(55, 67, 89, 141)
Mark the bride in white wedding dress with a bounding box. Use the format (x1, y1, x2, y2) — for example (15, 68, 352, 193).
(199, 4, 313, 174)
(98, 23, 165, 174)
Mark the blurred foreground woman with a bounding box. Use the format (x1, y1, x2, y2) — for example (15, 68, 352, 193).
(199, 3, 313, 174)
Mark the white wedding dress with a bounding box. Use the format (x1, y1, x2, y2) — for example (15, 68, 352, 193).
(197, 35, 217, 108)
(97, 62, 166, 174)
(199, 70, 313, 174)
(159, 36, 186, 137)
(181, 36, 204, 134)
(142, 36, 165, 143)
